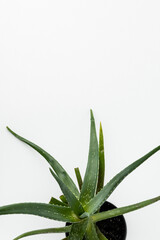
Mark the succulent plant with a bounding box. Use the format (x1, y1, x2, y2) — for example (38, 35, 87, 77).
(1, 110, 160, 240)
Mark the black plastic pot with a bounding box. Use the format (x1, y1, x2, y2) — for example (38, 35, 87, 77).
(66, 201, 127, 240)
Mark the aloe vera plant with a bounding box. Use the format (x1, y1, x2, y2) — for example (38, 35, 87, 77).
(1, 110, 160, 240)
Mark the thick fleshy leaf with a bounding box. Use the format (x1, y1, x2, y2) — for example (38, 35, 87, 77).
(80, 110, 99, 205)
(6, 127, 79, 198)
(68, 219, 88, 240)
(50, 169, 84, 215)
(74, 168, 83, 190)
(49, 197, 67, 206)
(85, 219, 99, 240)
(92, 195, 160, 223)
(60, 195, 68, 204)
(13, 226, 71, 240)
(82, 145, 160, 216)
(0, 202, 79, 222)
(97, 122, 105, 193)
(96, 227, 108, 240)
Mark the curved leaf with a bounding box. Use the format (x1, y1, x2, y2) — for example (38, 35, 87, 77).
(14, 226, 71, 240)
(92, 195, 160, 223)
(50, 168, 84, 215)
(0, 202, 79, 222)
(6, 127, 79, 198)
(82, 145, 160, 215)
(80, 110, 99, 205)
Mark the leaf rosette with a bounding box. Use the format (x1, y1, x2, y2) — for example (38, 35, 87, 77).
(0, 110, 159, 240)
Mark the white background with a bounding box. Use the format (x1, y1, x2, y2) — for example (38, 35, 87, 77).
(0, 0, 160, 239)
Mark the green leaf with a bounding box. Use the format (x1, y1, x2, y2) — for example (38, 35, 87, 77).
(85, 219, 99, 240)
(82, 145, 160, 215)
(68, 219, 88, 240)
(74, 167, 83, 190)
(60, 195, 68, 204)
(96, 227, 108, 240)
(92, 195, 160, 223)
(97, 122, 105, 193)
(0, 202, 79, 222)
(49, 197, 67, 206)
(6, 127, 79, 198)
(50, 168, 84, 215)
(80, 110, 99, 205)
(13, 226, 71, 240)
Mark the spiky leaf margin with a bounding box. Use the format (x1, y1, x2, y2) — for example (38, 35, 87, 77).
(0, 203, 79, 222)
(6, 127, 79, 198)
(13, 226, 71, 240)
(80, 110, 99, 205)
(82, 145, 160, 216)
(91, 195, 160, 222)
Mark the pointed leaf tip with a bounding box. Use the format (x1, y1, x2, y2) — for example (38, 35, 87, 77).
(84, 145, 160, 215)
(13, 226, 71, 240)
(0, 202, 79, 222)
(74, 167, 83, 190)
(6, 127, 80, 198)
(97, 121, 105, 193)
(80, 109, 99, 205)
(90, 109, 94, 120)
(92, 195, 160, 223)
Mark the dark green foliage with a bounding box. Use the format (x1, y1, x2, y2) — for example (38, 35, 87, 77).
(0, 111, 159, 239)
